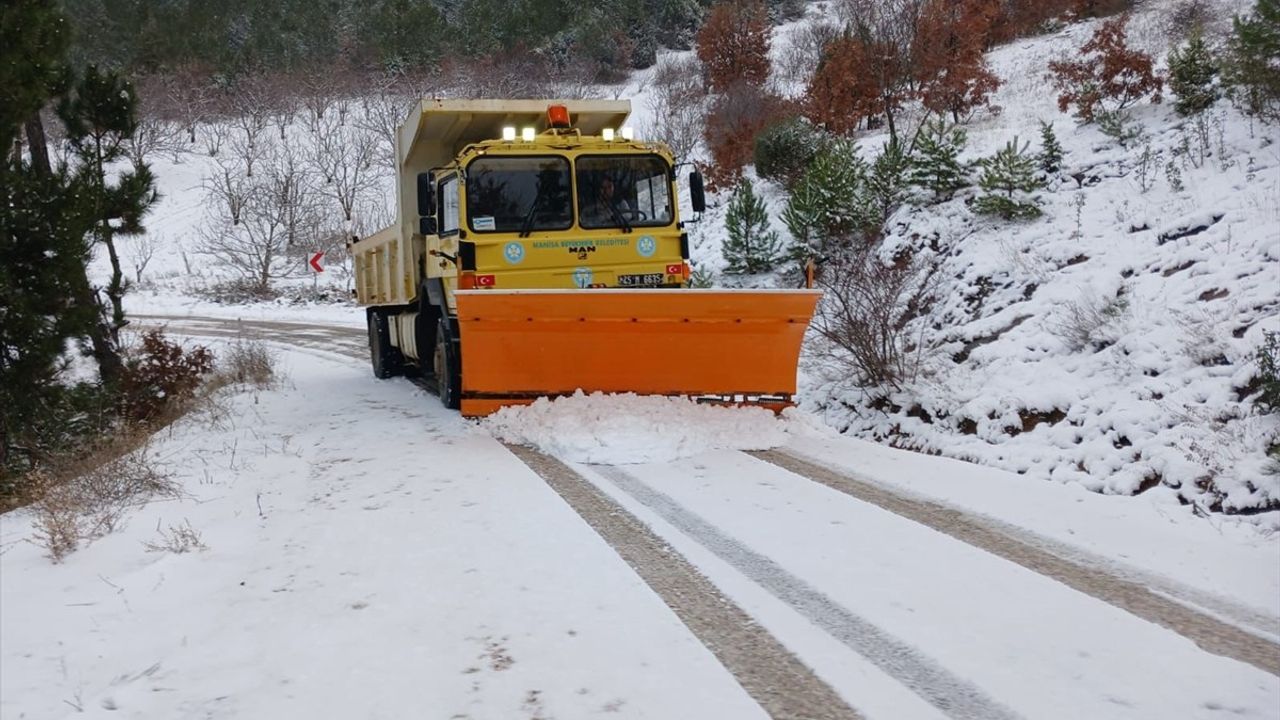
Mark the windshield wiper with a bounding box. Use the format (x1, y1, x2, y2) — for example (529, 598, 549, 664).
(607, 199, 632, 233)
(519, 186, 547, 238)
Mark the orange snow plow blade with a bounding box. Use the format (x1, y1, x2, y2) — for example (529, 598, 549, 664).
(455, 289, 821, 417)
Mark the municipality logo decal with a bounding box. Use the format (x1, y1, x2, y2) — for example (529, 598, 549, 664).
(503, 242, 525, 264)
(636, 235, 657, 257)
(573, 267, 593, 288)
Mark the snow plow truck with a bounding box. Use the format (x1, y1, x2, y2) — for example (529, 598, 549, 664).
(350, 99, 819, 417)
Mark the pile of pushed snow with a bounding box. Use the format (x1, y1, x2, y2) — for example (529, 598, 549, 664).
(481, 391, 798, 464)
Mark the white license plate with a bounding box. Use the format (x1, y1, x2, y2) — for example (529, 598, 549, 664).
(617, 273, 664, 287)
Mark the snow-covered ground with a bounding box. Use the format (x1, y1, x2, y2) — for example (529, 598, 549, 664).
(4, 342, 1277, 718)
(20, 2, 1278, 714)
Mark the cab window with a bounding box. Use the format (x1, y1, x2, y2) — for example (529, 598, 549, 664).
(576, 155, 673, 230)
(465, 156, 572, 233)
(438, 174, 459, 234)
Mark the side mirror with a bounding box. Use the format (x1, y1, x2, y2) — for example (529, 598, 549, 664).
(419, 216, 437, 236)
(417, 173, 435, 217)
(689, 171, 706, 213)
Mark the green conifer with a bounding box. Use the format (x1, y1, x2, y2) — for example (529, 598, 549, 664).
(58, 65, 158, 384)
(868, 137, 910, 223)
(909, 118, 969, 202)
(1223, 0, 1279, 122)
(1037, 121, 1064, 175)
(1168, 32, 1220, 116)
(723, 178, 783, 274)
(972, 137, 1044, 220)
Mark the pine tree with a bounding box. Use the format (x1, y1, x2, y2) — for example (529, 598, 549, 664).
(58, 65, 158, 385)
(868, 137, 910, 223)
(722, 178, 783, 274)
(0, 0, 98, 478)
(1223, 0, 1280, 123)
(972, 137, 1044, 220)
(783, 140, 876, 263)
(909, 118, 969, 202)
(1037, 121, 1064, 175)
(1168, 32, 1220, 116)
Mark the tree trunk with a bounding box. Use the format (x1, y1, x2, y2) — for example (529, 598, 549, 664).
(24, 114, 51, 177)
(76, 281, 123, 387)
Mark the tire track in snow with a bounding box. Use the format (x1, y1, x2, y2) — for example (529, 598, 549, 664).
(587, 464, 1023, 720)
(750, 449, 1280, 677)
(504, 444, 864, 720)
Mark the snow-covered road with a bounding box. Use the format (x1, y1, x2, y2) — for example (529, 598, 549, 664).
(2, 316, 1277, 720)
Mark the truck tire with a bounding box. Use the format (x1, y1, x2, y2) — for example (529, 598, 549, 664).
(434, 316, 461, 409)
(367, 309, 403, 379)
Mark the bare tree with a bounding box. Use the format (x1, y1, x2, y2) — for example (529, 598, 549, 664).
(200, 146, 328, 293)
(200, 122, 229, 157)
(777, 21, 841, 87)
(127, 233, 159, 285)
(125, 115, 183, 166)
(308, 115, 381, 226)
(357, 76, 417, 172)
(301, 66, 352, 134)
(165, 65, 214, 146)
(228, 127, 267, 178)
(645, 56, 706, 163)
(204, 156, 253, 225)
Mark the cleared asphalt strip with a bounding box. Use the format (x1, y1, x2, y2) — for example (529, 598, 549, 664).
(504, 444, 865, 720)
(749, 449, 1280, 677)
(588, 464, 1023, 720)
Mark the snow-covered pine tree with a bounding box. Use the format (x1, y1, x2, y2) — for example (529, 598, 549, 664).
(783, 139, 876, 265)
(972, 137, 1044, 220)
(722, 178, 783, 274)
(908, 118, 969, 202)
(1168, 32, 1220, 116)
(869, 137, 910, 223)
(1038, 120, 1064, 175)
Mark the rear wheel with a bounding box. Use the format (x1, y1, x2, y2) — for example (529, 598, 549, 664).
(434, 316, 461, 409)
(367, 309, 403, 379)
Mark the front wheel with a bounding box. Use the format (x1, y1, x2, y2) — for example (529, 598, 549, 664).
(433, 317, 461, 409)
(367, 309, 403, 379)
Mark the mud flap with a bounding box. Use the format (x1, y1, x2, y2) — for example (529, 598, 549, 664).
(454, 289, 821, 417)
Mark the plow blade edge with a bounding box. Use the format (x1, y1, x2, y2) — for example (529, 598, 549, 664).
(455, 289, 821, 417)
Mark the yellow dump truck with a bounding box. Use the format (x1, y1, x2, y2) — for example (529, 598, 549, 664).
(350, 99, 819, 416)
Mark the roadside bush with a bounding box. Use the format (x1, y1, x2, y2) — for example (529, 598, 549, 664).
(810, 247, 939, 390)
(120, 330, 216, 424)
(1048, 14, 1163, 123)
(223, 336, 278, 389)
(31, 440, 179, 562)
(754, 117, 824, 188)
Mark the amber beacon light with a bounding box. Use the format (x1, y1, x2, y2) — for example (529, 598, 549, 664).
(546, 104, 571, 129)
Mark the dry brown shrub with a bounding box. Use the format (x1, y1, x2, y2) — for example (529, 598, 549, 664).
(30, 440, 180, 562)
(696, 0, 772, 92)
(143, 519, 207, 554)
(222, 336, 278, 389)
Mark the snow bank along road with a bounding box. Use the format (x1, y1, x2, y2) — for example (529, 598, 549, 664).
(3, 314, 1276, 720)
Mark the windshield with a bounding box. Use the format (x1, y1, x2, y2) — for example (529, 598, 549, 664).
(466, 156, 572, 233)
(576, 155, 673, 230)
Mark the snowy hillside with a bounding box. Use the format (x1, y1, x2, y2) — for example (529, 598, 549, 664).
(683, 0, 1280, 516)
(99, 0, 1280, 517)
